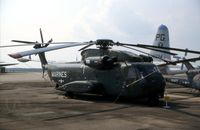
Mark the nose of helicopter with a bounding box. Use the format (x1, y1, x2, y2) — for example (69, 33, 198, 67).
(145, 72, 166, 98)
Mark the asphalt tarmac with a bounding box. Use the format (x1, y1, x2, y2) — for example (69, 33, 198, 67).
(0, 72, 200, 130)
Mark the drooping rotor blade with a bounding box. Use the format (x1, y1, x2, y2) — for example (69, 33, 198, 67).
(78, 43, 95, 51)
(12, 40, 37, 44)
(0, 41, 75, 48)
(158, 56, 200, 67)
(8, 42, 88, 59)
(121, 45, 173, 63)
(137, 44, 200, 55)
(116, 42, 177, 55)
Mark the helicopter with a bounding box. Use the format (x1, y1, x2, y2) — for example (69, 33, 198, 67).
(6, 28, 200, 105)
(6, 29, 167, 105)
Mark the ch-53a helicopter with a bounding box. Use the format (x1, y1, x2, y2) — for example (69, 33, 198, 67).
(5, 29, 167, 105)
(5, 28, 200, 105)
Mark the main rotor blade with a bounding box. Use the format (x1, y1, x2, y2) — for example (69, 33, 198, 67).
(158, 56, 200, 67)
(143, 47, 177, 55)
(12, 40, 80, 45)
(117, 43, 177, 55)
(121, 45, 172, 63)
(137, 44, 200, 55)
(8, 42, 88, 59)
(1, 41, 84, 48)
(78, 43, 94, 51)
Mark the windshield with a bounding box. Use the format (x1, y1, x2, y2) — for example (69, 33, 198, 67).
(135, 64, 159, 77)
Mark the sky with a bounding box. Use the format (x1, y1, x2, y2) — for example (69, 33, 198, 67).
(0, 0, 200, 68)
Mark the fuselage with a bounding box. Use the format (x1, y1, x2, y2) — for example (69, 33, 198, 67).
(187, 70, 200, 90)
(46, 62, 165, 98)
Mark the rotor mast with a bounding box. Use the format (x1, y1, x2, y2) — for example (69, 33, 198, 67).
(96, 39, 114, 49)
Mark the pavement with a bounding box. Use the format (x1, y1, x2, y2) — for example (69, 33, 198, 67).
(0, 72, 200, 130)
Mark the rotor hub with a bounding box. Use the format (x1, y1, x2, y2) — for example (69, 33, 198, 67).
(96, 39, 114, 49)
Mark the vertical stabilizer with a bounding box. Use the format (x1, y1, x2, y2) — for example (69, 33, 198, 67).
(151, 24, 171, 61)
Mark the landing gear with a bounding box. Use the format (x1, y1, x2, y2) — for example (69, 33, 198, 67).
(147, 94, 159, 106)
(55, 84, 59, 89)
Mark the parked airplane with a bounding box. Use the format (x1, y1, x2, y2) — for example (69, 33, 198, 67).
(0, 62, 17, 73)
(165, 61, 200, 90)
(150, 24, 189, 75)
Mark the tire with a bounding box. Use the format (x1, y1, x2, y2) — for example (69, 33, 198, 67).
(55, 84, 59, 89)
(65, 91, 74, 98)
(147, 94, 159, 106)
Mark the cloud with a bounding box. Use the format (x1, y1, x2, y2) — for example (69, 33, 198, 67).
(68, 0, 154, 43)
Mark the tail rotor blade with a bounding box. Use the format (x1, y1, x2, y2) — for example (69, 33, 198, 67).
(12, 40, 37, 44)
(40, 28, 44, 44)
(48, 38, 53, 43)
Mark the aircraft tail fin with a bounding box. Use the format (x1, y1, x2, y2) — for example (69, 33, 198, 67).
(33, 45, 48, 77)
(151, 24, 170, 74)
(34, 28, 50, 77)
(150, 24, 171, 61)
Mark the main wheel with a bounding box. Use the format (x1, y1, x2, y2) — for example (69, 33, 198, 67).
(147, 94, 159, 106)
(65, 91, 74, 98)
(55, 84, 59, 89)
